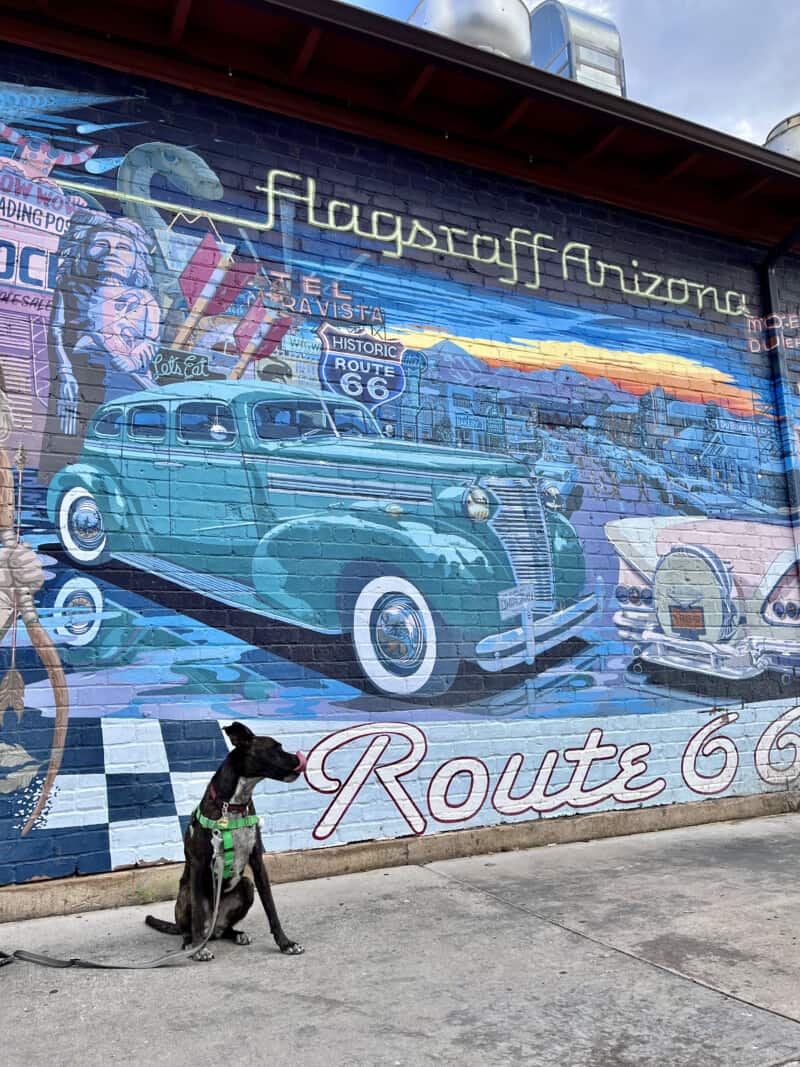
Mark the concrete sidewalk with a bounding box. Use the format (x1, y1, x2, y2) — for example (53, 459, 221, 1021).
(3, 816, 800, 1067)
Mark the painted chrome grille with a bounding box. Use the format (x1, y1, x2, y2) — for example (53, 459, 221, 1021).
(485, 478, 555, 614)
(268, 471, 432, 504)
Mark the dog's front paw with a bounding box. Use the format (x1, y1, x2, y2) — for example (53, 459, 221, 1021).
(192, 947, 215, 962)
(280, 940, 304, 956)
(232, 931, 251, 946)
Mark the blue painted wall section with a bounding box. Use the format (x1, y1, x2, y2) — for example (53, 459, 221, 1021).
(1, 44, 799, 884)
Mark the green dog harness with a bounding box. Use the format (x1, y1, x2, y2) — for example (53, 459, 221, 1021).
(194, 807, 260, 880)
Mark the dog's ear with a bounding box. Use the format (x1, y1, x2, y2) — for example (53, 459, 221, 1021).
(224, 722, 255, 748)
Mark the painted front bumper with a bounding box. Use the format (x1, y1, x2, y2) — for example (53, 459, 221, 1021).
(474, 590, 600, 672)
(613, 608, 800, 680)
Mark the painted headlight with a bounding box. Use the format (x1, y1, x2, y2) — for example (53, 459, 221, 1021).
(542, 484, 563, 511)
(464, 487, 491, 522)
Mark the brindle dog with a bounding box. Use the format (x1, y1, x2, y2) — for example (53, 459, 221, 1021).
(145, 722, 306, 960)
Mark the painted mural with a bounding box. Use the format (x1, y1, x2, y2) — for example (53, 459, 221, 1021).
(2, 54, 800, 883)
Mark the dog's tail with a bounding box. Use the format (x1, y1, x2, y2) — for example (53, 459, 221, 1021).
(144, 915, 181, 935)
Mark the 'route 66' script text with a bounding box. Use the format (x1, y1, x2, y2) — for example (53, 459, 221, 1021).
(305, 707, 800, 839)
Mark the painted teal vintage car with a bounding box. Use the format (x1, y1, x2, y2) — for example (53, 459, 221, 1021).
(47, 382, 598, 698)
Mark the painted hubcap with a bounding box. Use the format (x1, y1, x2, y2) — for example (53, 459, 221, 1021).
(61, 592, 96, 636)
(372, 594, 427, 675)
(68, 497, 105, 552)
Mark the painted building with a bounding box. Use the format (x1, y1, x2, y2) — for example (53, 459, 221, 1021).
(2, 0, 800, 891)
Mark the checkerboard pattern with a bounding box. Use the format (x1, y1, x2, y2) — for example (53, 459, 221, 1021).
(2, 717, 304, 884)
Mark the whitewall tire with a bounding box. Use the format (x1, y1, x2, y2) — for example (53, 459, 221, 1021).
(351, 575, 458, 698)
(51, 576, 104, 646)
(58, 486, 110, 566)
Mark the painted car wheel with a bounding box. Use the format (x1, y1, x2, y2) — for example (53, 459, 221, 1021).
(58, 486, 109, 566)
(50, 576, 104, 646)
(352, 575, 457, 697)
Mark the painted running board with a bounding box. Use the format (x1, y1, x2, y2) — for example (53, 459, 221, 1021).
(111, 551, 338, 633)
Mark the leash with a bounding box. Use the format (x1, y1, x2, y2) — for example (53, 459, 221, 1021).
(1, 833, 227, 971)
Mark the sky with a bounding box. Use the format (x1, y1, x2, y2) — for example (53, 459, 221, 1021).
(344, 0, 797, 145)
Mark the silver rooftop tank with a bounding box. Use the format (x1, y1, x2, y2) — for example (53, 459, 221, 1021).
(764, 115, 800, 160)
(408, 0, 532, 64)
(529, 1, 626, 96)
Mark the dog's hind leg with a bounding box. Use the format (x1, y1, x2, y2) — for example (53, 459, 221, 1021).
(215, 878, 254, 945)
(175, 875, 193, 948)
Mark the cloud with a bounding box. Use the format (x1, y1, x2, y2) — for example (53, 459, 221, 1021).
(730, 118, 757, 143)
(605, 0, 796, 144)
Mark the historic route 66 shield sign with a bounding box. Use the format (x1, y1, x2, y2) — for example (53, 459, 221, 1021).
(317, 325, 406, 410)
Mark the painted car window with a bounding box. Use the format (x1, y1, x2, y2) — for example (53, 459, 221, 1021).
(128, 405, 167, 442)
(177, 402, 237, 446)
(329, 404, 381, 437)
(91, 407, 123, 439)
(253, 400, 334, 441)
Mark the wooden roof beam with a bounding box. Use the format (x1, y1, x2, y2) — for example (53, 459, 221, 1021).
(493, 96, 529, 135)
(568, 125, 621, 170)
(724, 174, 773, 205)
(169, 0, 193, 46)
(398, 62, 435, 110)
(654, 149, 703, 187)
(290, 25, 322, 80)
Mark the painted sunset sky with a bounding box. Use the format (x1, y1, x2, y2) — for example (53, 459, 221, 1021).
(289, 253, 765, 420)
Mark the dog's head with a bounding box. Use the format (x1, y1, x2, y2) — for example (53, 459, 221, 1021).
(224, 723, 306, 783)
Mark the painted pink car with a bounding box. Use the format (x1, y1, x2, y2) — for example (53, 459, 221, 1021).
(606, 516, 800, 681)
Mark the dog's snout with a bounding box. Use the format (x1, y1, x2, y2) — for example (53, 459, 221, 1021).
(295, 751, 307, 774)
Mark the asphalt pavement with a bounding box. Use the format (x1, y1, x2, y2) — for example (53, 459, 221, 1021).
(4, 814, 800, 1067)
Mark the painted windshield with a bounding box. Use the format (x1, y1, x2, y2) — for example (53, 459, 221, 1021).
(327, 403, 381, 437)
(252, 399, 381, 441)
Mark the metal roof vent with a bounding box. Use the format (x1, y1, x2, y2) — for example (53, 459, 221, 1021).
(407, 0, 532, 64)
(529, 1, 627, 97)
(764, 115, 800, 160)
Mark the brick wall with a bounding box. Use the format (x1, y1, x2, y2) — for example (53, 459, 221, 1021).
(0, 43, 798, 886)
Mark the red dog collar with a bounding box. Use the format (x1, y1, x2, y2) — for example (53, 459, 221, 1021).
(209, 782, 250, 813)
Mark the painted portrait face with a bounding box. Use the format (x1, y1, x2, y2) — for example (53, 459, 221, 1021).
(87, 230, 139, 280)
